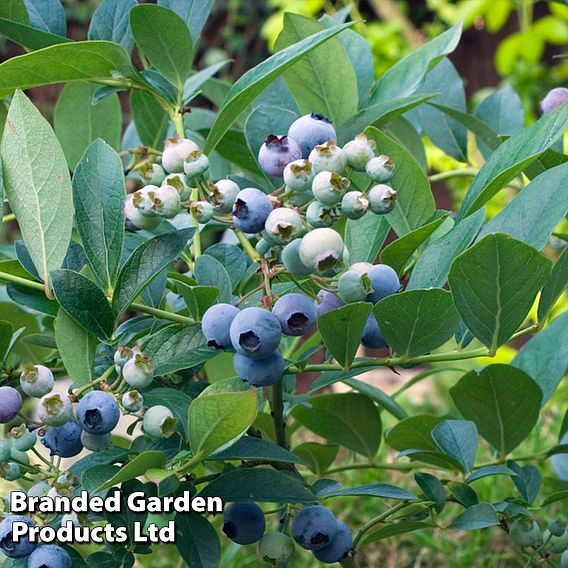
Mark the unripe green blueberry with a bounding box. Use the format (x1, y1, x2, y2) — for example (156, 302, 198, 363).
(343, 133, 376, 171)
(162, 135, 200, 173)
(190, 201, 215, 224)
(80, 431, 112, 452)
(0, 440, 11, 463)
(306, 201, 339, 228)
(164, 173, 190, 200)
(510, 518, 541, 548)
(38, 393, 73, 426)
(123, 195, 162, 230)
(309, 140, 347, 174)
(9, 425, 36, 452)
(257, 532, 295, 566)
(1, 462, 21, 481)
(255, 237, 278, 258)
(264, 207, 303, 244)
(283, 159, 314, 192)
(282, 239, 312, 276)
(153, 184, 181, 219)
(20, 364, 54, 398)
(184, 150, 210, 179)
(122, 390, 144, 413)
(114, 346, 133, 370)
(210, 179, 240, 213)
(299, 228, 344, 274)
(123, 354, 154, 389)
(143, 405, 176, 439)
(548, 520, 567, 538)
(290, 188, 313, 207)
(137, 162, 166, 186)
(544, 529, 568, 553)
(10, 448, 29, 467)
(368, 184, 397, 214)
(132, 186, 159, 217)
(312, 171, 350, 205)
(561, 549, 568, 568)
(366, 155, 395, 183)
(338, 270, 373, 303)
(341, 191, 369, 220)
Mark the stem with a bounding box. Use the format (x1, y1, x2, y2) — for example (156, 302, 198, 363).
(0, 271, 44, 291)
(175, 451, 205, 476)
(74, 366, 115, 398)
(190, 187, 202, 259)
(171, 111, 185, 137)
(235, 229, 260, 262)
(322, 461, 421, 475)
(428, 168, 478, 182)
(352, 502, 413, 549)
(131, 302, 193, 324)
(271, 379, 287, 449)
(2, 213, 15, 223)
(31, 448, 59, 473)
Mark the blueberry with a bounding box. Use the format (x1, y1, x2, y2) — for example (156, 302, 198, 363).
(233, 351, 285, 387)
(351, 262, 373, 274)
(308, 140, 347, 174)
(366, 264, 400, 303)
(283, 159, 314, 192)
(340, 191, 369, 220)
(164, 172, 190, 200)
(272, 293, 316, 336)
(202, 303, 240, 350)
(257, 531, 295, 565)
(543, 529, 568, 553)
(368, 184, 397, 214)
(162, 135, 200, 173)
(548, 519, 566, 538)
(1, 463, 21, 481)
(153, 184, 181, 219)
(282, 239, 312, 276)
(38, 393, 73, 427)
(20, 364, 54, 398)
(366, 155, 395, 183)
(312, 171, 350, 205)
(291, 188, 313, 207)
(306, 200, 339, 228)
(258, 135, 302, 177)
(10, 425, 36, 452)
(509, 518, 541, 547)
(27, 481, 50, 498)
(123, 195, 161, 231)
(562, 549, 568, 568)
(338, 270, 372, 303)
(137, 162, 165, 186)
(132, 185, 159, 217)
(0, 440, 11, 463)
(313, 520, 352, 563)
(184, 150, 210, 180)
(255, 237, 278, 258)
(190, 200, 215, 224)
(123, 353, 155, 389)
(343, 133, 376, 171)
(540, 87, 568, 114)
(76, 391, 120, 435)
(264, 207, 303, 244)
(0, 515, 36, 558)
(314, 290, 343, 319)
(27, 544, 71, 568)
(41, 421, 83, 458)
(80, 431, 112, 452)
(0, 387, 22, 424)
(222, 502, 266, 545)
(122, 390, 144, 413)
(114, 346, 133, 369)
(288, 113, 337, 158)
(143, 405, 176, 439)
(299, 228, 344, 274)
(361, 314, 387, 349)
(291, 505, 338, 551)
(210, 179, 240, 213)
(230, 307, 282, 359)
(232, 188, 273, 233)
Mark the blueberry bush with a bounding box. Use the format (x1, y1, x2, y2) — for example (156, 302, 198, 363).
(0, 1, 567, 567)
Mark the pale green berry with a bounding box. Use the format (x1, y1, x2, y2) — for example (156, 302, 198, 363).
(338, 270, 373, 303)
(0, 440, 11, 463)
(1, 462, 21, 481)
(366, 155, 395, 183)
(122, 390, 144, 413)
(290, 188, 313, 207)
(368, 184, 397, 214)
(343, 133, 376, 171)
(164, 173, 190, 200)
(38, 393, 73, 426)
(162, 135, 200, 173)
(143, 405, 176, 439)
(80, 431, 112, 452)
(153, 184, 181, 219)
(210, 179, 240, 213)
(114, 346, 133, 369)
(137, 162, 166, 185)
(10, 448, 29, 465)
(299, 228, 344, 274)
(561, 549, 568, 568)
(264, 207, 303, 244)
(191, 201, 215, 224)
(341, 191, 369, 219)
(308, 140, 347, 174)
(184, 150, 210, 179)
(510, 518, 541, 548)
(543, 529, 568, 553)
(257, 531, 295, 566)
(132, 186, 158, 217)
(255, 237, 278, 258)
(123, 354, 154, 389)
(123, 195, 162, 230)
(20, 364, 54, 398)
(10, 425, 36, 452)
(312, 171, 350, 205)
(282, 239, 312, 276)
(283, 159, 314, 192)
(306, 201, 339, 228)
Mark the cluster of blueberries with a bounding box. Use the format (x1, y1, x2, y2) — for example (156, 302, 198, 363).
(222, 502, 351, 565)
(510, 517, 568, 567)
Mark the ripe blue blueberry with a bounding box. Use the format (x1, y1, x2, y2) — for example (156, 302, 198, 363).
(81, 431, 112, 452)
(314, 290, 344, 319)
(233, 351, 285, 387)
(291, 505, 338, 551)
(123, 195, 161, 231)
(282, 239, 312, 276)
(313, 520, 352, 564)
(222, 502, 266, 545)
(540, 87, 568, 114)
(264, 207, 303, 244)
(299, 228, 344, 274)
(0, 386, 22, 424)
(283, 159, 314, 191)
(229, 307, 282, 359)
(42, 421, 83, 458)
(123, 354, 155, 389)
(368, 184, 397, 214)
(20, 364, 54, 398)
(0, 515, 36, 558)
(343, 133, 376, 171)
(76, 391, 120, 435)
(341, 191, 369, 220)
(184, 150, 210, 179)
(366, 155, 395, 183)
(143, 405, 176, 439)
(306, 200, 338, 228)
(122, 390, 144, 413)
(190, 201, 215, 224)
(10, 425, 36, 452)
(202, 303, 240, 350)
(162, 135, 200, 173)
(257, 531, 295, 565)
(309, 140, 347, 174)
(288, 113, 337, 158)
(27, 481, 50, 498)
(366, 264, 400, 303)
(164, 172, 190, 201)
(272, 293, 316, 336)
(27, 545, 72, 568)
(258, 135, 302, 177)
(38, 393, 73, 427)
(361, 314, 387, 349)
(210, 179, 240, 213)
(232, 188, 273, 233)
(338, 270, 373, 303)
(312, 171, 350, 205)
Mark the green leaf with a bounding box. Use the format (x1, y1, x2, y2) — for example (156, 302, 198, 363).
(144, 388, 192, 438)
(321, 483, 416, 501)
(381, 213, 448, 275)
(183, 60, 231, 103)
(344, 377, 408, 420)
(175, 282, 218, 320)
(274, 13, 357, 126)
(407, 208, 484, 290)
(448, 234, 551, 352)
(318, 302, 372, 369)
(72, 139, 125, 292)
(478, 163, 568, 249)
(51, 269, 115, 340)
(188, 388, 257, 457)
(0, 41, 133, 93)
(369, 22, 462, 104)
(205, 243, 249, 290)
(113, 229, 195, 317)
(174, 514, 220, 568)
(375, 289, 460, 358)
(97, 451, 167, 491)
(538, 247, 568, 322)
(458, 102, 568, 219)
(449, 503, 499, 530)
(204, 21, 355, 153)
(414, 472, 445, 512)
(0, 321, 14, 361)
(450, 364, 543, 455)
(512, 311, 568, 403)
(130, 90, 169, 149)
(465, 465, 516, 484)
(198, 468, 316, 504)
(365, 127, 435, 236)
(6, 283, 58, 315)
(293, 442, 338, 473)
(432, 420, 478, 473)
(0, 0, 28, 22)
(386, 415, 442, 452)
(25, 0, 66, 36)
(361, 521, 432, 545)
(0, 16, 69, 50)
(157, 0, 214, 46)
(143, 323, 216, 375)
(345, 212, 390, 265)
(82, 465, 120, 493)
(130, 5, 192, 88)
(88, 0, 137, 52)
(210, 436, 306, 465)
(1, 90, 73, 286)
(292, 393, 381, 457)
(54, 308, 97, 387)
(194, 255, 233, 305)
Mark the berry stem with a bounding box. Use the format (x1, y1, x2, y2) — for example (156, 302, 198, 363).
(341, 556, 361, 568)
(235, 229, 261, 262)
(270, 378, 287, 449)
(190, 187, 202, 259)
(74, 365, 116, 398)
(171, 111, 185, 137)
